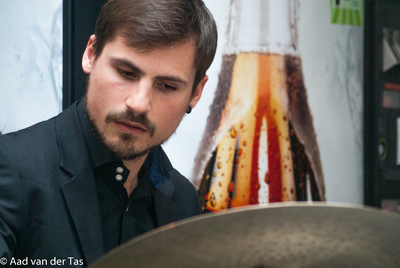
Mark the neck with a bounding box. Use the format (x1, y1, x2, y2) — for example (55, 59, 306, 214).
(122, 153, 149, 196)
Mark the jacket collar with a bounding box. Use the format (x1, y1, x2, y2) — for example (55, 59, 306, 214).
(57, 101, 93, 176)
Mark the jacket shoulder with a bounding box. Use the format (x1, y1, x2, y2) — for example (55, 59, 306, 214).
(0, 103, 81, 176)
(0, 118, 58, 161)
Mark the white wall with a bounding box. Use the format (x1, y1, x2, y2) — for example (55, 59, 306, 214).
(0, 0, 63, 134)
(299, 1, 364, 204)
(163, 0, 364, 205)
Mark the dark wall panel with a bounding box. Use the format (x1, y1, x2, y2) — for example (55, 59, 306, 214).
(63, 0, 108, 109)
(364, 0, 400, 208)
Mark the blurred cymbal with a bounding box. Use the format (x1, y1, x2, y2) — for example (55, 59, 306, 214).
(90, 203, 400, 268)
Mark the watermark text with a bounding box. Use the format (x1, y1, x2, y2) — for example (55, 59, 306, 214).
(0, 257, 83, 266)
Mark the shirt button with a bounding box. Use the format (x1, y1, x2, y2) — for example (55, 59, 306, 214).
(115, 174, 123, 181)
(116, 167, 124, 173)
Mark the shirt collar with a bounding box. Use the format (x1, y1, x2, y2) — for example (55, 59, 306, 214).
(76, 99, 170, 188)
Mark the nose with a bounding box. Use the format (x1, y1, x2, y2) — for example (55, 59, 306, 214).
(125, 80, 152, 114)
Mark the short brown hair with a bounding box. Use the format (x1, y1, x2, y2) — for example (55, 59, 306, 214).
(93, 0, 218, 91)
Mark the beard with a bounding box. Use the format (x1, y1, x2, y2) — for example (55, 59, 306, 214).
(85, 102, 161, 161)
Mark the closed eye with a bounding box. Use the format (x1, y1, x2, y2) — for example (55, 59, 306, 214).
(118, 68, 137, 79)
(160, 83, 177, 91)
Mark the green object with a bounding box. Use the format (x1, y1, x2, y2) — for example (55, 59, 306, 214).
(331, 0, 363, 27)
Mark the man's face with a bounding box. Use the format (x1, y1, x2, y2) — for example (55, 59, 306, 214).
(82, 35, 207, 160)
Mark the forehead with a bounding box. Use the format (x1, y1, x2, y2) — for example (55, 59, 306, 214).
(101, 35, 196, 62)
(99, 35, 197, 79)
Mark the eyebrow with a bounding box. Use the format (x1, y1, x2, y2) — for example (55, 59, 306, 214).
(110, 57, 144, 76)
(110, 57, 189, 86)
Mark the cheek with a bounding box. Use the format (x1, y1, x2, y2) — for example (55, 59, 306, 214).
(87, 85, 110, 123)
(155, 100, 187, 129)
(89, 78, 123, 109)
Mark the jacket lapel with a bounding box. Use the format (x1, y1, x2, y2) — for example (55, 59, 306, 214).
(149, 148, 183, 226)
(61, 165, 104, 264)
(56, 102, 104, 264)
(153, 180, 182, 226)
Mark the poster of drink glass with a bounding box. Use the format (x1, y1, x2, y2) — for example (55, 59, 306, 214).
(164, 0, 364, 208)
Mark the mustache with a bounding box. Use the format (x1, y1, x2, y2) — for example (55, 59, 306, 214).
(105, 110, 156, 137)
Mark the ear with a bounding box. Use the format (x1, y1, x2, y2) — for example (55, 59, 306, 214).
(189, 75, 208, 109)
(82, 35, 97, 74)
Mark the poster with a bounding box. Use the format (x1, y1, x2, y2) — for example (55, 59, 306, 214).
(164, 0, 364, 205)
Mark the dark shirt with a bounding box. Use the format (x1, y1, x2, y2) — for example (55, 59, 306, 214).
(94, 163, 156, 253)
(77, 99, 168, 253)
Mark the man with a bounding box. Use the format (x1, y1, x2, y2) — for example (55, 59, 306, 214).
(0, 0, 217, 266)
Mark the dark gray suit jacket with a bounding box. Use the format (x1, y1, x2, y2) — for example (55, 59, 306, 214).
(0, 102, 201, 266)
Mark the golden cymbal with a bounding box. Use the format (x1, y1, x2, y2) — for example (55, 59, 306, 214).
(90, 203, 400, 268)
